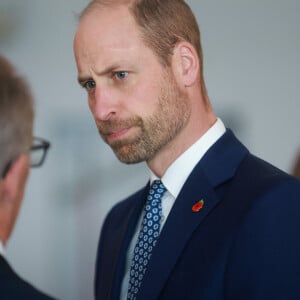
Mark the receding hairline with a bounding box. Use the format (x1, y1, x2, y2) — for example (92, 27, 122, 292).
(79, 0, 135, 20)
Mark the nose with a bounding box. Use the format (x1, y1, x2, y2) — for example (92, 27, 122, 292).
(89, 85, 116, 121)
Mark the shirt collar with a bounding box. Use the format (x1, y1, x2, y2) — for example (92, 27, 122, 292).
(0, 240, 5, 256)
(150, 118, 226, 198)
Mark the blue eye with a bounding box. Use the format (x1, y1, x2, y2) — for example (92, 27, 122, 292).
(84, 80, 96, 90)
(115, 71, 128, 80)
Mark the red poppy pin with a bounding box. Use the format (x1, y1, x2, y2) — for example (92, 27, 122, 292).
(192, 199, 205, 212)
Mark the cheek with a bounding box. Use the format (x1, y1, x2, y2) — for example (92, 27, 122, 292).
(88, 98, 93, 111)
(128, 79, 162, 115)
(87, 96, 96, 116)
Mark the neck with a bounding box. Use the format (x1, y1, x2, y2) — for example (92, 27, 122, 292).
(148, 108, 216, 177)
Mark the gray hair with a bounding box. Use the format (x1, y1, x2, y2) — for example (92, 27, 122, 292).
(0, 55, 34, 176)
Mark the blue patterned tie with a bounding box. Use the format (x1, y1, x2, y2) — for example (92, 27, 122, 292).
(127, 180, 166, 300)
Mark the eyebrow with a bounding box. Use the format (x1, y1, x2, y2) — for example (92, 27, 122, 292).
(77, 75, 92, 87)
(77, 64, 122, 86)
(77, 75, 91, 86)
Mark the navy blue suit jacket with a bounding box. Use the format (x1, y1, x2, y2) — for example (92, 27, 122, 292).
(95, 130, 300, 300)
(0, 255, 56, 300)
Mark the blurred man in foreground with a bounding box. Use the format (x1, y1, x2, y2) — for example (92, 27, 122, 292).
(0, 55, 54, 299)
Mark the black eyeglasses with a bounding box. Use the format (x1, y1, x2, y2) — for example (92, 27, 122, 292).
(1, 137, 51, 178)
(30, 137, 51, 167)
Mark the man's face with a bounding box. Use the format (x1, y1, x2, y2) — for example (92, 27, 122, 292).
(74, 6, 191, 164)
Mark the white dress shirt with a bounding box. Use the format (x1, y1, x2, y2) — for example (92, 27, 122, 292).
(120, 118, 226, 299)
(0, 240, 5, 256)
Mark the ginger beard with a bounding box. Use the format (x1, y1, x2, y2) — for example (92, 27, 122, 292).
(98, 69, 191, 164)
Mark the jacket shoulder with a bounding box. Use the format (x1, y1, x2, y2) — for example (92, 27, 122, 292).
(0, 256, 56, 300)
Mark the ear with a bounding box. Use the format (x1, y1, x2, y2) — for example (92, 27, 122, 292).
(2, 155, 29, 201)
(172, 41, 200, 87)
(0, 155, 29, 244)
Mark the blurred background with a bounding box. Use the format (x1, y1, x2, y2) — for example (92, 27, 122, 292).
(0, 0, 299, 299)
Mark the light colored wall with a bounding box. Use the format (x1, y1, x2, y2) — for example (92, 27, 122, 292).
(0, 1, 299, 300)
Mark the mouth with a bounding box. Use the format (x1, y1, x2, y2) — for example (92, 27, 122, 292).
(106, 127, 131, 141)
(99, 125, 134, 145)
(97, 117, 142, 145)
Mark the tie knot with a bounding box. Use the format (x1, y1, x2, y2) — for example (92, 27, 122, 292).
(148, 180, 166, 202)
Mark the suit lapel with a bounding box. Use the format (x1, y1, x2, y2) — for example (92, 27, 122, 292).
(0, 255, 13, 275)
(110, 185, 150, 300)
(137, 130, 249, 299)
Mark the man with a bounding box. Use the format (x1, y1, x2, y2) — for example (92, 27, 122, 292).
(0, 55, 55, 299)
(73, 1, 300, 299)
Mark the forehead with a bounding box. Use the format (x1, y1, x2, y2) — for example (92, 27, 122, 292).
(75, 5, 142, 52)
(74, 4, 162, 77)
